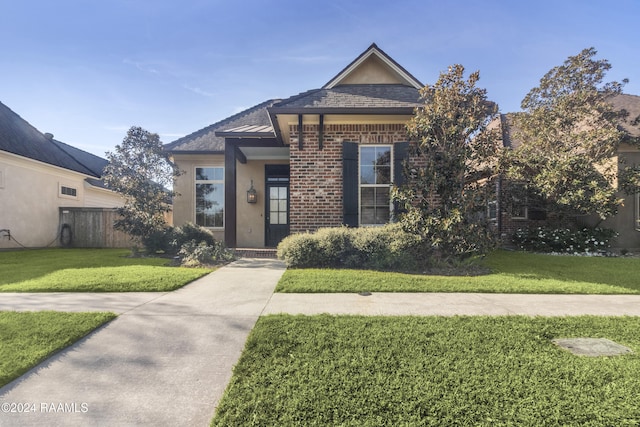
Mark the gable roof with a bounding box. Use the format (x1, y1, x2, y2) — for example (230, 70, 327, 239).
(165, 99, 279, 153)
(0, 101, 107, 177)
(324, 43, 423, 89)
(166, 43, 424, 150)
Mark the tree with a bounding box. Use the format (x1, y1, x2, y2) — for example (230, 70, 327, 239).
(103, 126, 181, 245)
(393, 64, 501, 262)
(503, 48, 630, 220)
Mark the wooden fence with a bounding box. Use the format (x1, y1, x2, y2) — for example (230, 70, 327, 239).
(58, 208, 133, 248)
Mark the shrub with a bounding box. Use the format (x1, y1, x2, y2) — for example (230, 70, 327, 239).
(170, 222, 216, 253)
(512, 226, 617, 254)
(178, 239, 234, 267)
(277, 233, 322, 268)
(277, 224, 422, 271)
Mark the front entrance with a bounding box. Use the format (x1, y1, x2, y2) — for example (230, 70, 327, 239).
(265, 165, 290, 247)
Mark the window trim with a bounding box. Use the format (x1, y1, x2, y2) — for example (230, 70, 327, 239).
(194, 166, 225, 229)
(358, 144, 393, 226)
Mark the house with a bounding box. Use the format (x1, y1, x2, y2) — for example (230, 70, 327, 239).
(166, 43, 640, 250)
(166, 43, 421, 248)
(495, 94, 640, 249)
(0, 101, 124, 249)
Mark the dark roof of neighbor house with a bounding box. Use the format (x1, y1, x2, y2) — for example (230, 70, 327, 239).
(164, 99, 280, 153)
(0, 101, 107, 177)
(271, 84, 422, 111)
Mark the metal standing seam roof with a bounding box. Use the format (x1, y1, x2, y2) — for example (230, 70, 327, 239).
(164, 99, 280, 152)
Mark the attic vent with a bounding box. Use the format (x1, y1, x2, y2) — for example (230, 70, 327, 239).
(44, 132, 54, 140)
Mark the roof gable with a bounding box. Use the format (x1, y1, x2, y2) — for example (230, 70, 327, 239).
(324, 43, 423, 89)
(0, 101, 107, 177)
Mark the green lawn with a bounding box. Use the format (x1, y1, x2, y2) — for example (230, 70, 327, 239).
(277, 250, 640, 294)
(212, 315, 640, 426)
(0, 248, 211, 292)
(0, 311, 116, 387)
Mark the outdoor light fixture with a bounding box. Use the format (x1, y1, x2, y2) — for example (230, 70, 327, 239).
(247, 180, 257, 203)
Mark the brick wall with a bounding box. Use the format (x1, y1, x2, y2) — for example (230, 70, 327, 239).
(288, 123, 409, 233)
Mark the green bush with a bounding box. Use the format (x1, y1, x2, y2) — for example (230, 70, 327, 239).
(277, 233, 323, 267)
(277, 224, 422, 271)
(170, 222, 217, 253)
(178, 239, 234, 267)
(512, 226, 617, 254)
(141, 222, 218, 255)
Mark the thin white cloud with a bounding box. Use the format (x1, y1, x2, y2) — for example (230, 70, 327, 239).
(182, 84, 216, 97)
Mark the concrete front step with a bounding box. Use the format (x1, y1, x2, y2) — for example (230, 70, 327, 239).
(233, 248, 278, 258)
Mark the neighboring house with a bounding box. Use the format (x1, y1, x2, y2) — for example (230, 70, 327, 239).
(495, 94, 640, 249)
(0, 101, 124, 248)
(166, 43, 421, 248)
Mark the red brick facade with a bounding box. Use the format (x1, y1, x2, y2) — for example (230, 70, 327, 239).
(288, 123, 409, 233)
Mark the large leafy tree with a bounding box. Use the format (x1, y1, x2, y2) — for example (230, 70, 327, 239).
(103, 126, 181, 243)
(394, 64, 501, 262)
(503, 48, 631, 220)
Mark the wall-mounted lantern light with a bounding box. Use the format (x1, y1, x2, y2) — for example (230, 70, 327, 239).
(247, 179, 257, 204)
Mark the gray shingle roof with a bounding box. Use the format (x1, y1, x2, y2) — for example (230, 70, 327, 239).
(165, 99, 279, 152)
(0, 101, 107, 177)
(273, 84, 421, 110)
(610, 93, 640, 137)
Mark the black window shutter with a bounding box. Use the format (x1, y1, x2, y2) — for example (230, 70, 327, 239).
(393, 142, 409, 218)
(394, 141, 409, 185)
(342, 141, 359, 227)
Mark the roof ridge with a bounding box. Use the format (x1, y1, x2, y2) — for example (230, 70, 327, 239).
(50, 139, 104, 177)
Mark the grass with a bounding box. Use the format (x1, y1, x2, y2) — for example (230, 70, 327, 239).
(276, 250, 640, 294)
(212, 315, 640, 426)
(0, 311, 116, 387)
(0, 248, 212, 292)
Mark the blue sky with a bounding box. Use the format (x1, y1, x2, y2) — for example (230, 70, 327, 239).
(1, 0, 639, 157)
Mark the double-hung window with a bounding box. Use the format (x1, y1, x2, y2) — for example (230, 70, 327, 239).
(195, 167, 224, 228)
(359, 145, 392, 225)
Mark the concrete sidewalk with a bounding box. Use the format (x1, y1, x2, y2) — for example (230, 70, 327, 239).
(3, 258, 640, 426)
(0, 258, 286, 427)
(264, 292, 640, 316)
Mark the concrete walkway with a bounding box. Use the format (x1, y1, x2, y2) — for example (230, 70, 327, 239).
(0, 258, 286, 427)
(3, 258, 640, 426)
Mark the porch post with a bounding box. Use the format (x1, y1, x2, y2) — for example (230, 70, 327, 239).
(224, 140, 237, 248)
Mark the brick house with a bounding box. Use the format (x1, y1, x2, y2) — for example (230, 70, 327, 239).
(166, 44, 420, 248)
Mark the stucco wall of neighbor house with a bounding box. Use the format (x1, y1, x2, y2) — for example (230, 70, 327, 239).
(0, 152, 122, 249)
(236, 159, 289, 248)
(588, 149, 640, 250)
(172, 153, 225, 242)
(288, 122, 410, 234)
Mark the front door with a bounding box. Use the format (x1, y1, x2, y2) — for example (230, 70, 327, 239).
(265, 165, 290, 247)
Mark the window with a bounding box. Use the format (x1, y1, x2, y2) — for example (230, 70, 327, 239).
(510, 183, 528, 220)
(359, 145, 392, 225)
(59, 184, 77, 199)
(487, 200, 498, 221)
(195, 167, 224, 228)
